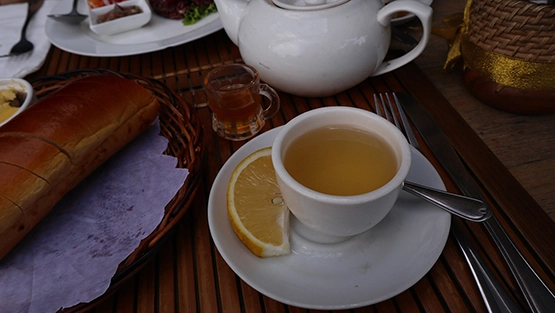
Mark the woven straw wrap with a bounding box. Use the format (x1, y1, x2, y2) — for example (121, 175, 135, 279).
(465, 0, 555, 62)
(454, 0, 555, 114)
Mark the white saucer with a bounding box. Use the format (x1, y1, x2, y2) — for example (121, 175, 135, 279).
(208, 127, 451, 310)
(45, 0, 222, 57)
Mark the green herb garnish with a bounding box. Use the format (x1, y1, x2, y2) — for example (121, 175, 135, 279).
(183, 3, 217, 26)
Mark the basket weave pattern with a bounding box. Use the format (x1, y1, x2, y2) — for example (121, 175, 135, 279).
(466, 0, 555, 62)
(31, 69, 205, 285)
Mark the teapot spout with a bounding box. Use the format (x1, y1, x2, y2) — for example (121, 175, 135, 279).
(213, 0, 248, 45)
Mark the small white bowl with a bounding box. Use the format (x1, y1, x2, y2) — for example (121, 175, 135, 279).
(88, 0, 152, 36)
(0, 78, 34, 128)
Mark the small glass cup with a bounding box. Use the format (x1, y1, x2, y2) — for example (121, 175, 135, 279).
(204, 64, 280, 141)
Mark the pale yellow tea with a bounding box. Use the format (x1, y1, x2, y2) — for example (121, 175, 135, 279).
(283, 126, 398, 196)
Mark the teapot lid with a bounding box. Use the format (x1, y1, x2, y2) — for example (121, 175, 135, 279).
(272, 0, 349, 11)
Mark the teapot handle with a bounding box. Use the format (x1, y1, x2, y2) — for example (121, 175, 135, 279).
(372, 0, 432, 76)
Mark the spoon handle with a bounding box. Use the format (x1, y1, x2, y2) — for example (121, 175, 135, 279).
(71, 0, 80, 14)
(20, 2, 35, 38)
(402, 181, 491, 222)
(22, 0, 44, 31)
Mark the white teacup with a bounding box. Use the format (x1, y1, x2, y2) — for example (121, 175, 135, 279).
(272, 107, 412, 241)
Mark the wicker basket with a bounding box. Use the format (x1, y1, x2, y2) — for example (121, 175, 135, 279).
(30, 69, 205, 311)
(460, 0, 555, 114)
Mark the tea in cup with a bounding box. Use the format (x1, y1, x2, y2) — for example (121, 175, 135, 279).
(272, 107, 412, 240)
(204, 64, 280, 141)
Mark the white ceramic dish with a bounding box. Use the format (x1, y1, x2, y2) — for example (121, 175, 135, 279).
(45, 0, 222, 57)
(208, 127, 451, 310)
(88, 0, 152, 36)
(0, 78, 34, 127)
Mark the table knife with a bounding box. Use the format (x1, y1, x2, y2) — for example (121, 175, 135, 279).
(396, 92, 555, 313)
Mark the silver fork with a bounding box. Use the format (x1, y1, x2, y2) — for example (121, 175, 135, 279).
(374, 92, 523, 313)
(372, 95, 491, 222)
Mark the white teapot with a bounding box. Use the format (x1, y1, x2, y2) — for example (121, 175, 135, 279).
(214, 0, 432, 97)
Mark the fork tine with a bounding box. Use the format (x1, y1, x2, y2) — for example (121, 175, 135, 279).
(373, 93, 400, 129)
(373, 94, 383, 118)
(374, 92, 421, 151)
(383, 93, 402, 130)
(373, 93, 391, 123)
(392, 93, 420, 150)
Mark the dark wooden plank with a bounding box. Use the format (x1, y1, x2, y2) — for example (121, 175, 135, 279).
(240, 280, 265, 313)
(175, 212, 199, 312)
(394, 290, 423, 313)
(374, 299, 398, 313)
(262, 296, 288, 313)
(428, 258, 474, 312)
(157, 238, 176, 313)
(136, 258, 156, 313)
(410, 278, 446, 313)
(115, 276, 138, 313)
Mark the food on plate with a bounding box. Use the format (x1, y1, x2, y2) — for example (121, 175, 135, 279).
(149, 0, 216, 24)
(88, 0, 127, 8)
(0, 74, 160, 260)
(182, 2, 216, 25)
(226, 147, 290, 258)
(97, 4, 143, 23)
(0, 87, 26, 124)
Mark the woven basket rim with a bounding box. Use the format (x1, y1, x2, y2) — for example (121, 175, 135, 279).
(30, 68, 205, 311)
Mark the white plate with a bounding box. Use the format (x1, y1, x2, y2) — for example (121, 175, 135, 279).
(45, 0, 222, 57)
(208, 127, 451, 310)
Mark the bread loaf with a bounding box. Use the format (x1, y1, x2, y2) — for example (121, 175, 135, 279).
(0, 74, 160, 260)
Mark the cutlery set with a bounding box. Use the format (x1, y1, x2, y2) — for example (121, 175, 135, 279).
(374, 92, 555, 313)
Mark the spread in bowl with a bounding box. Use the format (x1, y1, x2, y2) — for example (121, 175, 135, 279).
(0, 78, 33, 127)
(88, 0, 152, 36)
(96, 4, 143, 23)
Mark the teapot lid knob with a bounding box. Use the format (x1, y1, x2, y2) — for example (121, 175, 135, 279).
(272, 0, 349, 10)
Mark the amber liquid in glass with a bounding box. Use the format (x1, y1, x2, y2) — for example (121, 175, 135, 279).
(208, 84, 264, 137)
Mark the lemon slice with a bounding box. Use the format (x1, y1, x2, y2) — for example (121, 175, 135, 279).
(227, 147, 290, 258)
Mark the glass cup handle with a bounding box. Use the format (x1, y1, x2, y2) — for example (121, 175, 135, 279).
(259, 83, 280, 119)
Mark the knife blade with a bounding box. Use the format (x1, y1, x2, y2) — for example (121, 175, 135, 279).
(396, 92, 555, 313)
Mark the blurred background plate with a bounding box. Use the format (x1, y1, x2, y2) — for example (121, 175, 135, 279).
(45, 0, 222, 57)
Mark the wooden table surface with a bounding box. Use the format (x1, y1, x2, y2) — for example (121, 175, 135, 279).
(18, 0, 555, 311)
